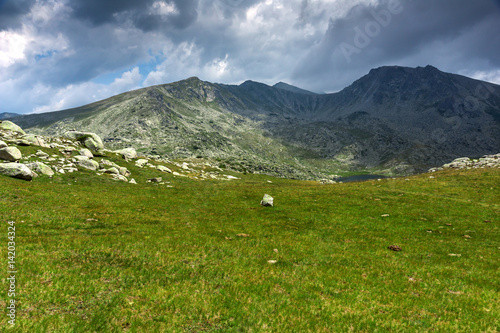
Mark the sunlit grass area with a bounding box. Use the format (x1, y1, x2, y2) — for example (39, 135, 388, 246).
(0, 160, 499, 332)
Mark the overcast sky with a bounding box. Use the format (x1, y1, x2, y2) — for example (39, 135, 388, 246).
(1, 0, 500, 114)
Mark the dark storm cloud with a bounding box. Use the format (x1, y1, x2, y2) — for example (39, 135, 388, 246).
(70, 0, 199, 31)
(2, 0, 500, 114)
(293, 0, 500, 91)
(0, 0, 36, 29)
(70, 0, 144, 25)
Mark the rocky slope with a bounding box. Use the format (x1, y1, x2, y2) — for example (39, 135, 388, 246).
(0, 120, 244, 183)
(9, 65, 500, 178)
(2, 119, 498, 185)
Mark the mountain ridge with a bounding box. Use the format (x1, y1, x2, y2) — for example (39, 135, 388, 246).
(0, 112, 20, 120)
(10, 65, 500, 179)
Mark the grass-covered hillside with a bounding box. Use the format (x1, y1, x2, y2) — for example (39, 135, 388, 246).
(0, 144, 499, 332)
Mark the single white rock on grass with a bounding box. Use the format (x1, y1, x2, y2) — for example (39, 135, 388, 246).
(260, 194, 274, 207)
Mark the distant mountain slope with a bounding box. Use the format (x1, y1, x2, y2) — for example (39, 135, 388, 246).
(0, 112, 20, 120)
(11, 66, 500, 178)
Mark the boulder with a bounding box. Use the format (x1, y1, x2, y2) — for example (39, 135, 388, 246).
(0, 163, 33, 180)
(0, 140, 7, 148)
(118, 167, 131, 177)
(135, 159, 149, 168)
(15, 139, 31, 146)
(73, 155, 90, 162)
(99, 159, 118, 168)
(26, 162, 54, 177)
(260, 194, 274, 207)
(114, 147, 137, 160)
(64, 131, 105, 155)
(22, 134, 46, 147)
(105, 167, 120, 175)
(0, 121, 25, 135)
(79, 148, 94, 158)
(59, 147, 77, 155)
(148, 177, 162, 183)
(0, 147, 22, 161)
(75, 159, 99, 171)
(156, 165, 172, 173)
(35, 150, 50, 159)
(112, 174, 128, 182)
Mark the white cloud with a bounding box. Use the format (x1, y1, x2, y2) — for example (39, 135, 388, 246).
(29, 0, 69, 25)
(469, 70, 500, 85)
(31, 67, 143, 114)
(143, 42, 202, 86)
(151, 1, 179, 16)
(0, 0, 70, 72)
(0, 30, 29, 68)
(204, 54, 230, 79)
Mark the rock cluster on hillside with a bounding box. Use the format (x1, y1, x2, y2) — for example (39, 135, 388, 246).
(0, 120, 244, 182)
(429, 154, 500, 172)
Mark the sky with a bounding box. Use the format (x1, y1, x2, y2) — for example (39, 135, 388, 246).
(1, 0, 500, 114)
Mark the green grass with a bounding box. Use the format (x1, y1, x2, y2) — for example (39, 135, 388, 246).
(0, 161, 499, 332)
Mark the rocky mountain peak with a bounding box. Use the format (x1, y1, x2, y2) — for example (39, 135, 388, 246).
(273, 82, 318, 95)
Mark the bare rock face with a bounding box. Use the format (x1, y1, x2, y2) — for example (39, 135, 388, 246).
(0, 163, 33, 180)
(0, 147, 22, 161)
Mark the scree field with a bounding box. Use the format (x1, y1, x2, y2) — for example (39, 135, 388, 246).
(0, 151, 499, 332)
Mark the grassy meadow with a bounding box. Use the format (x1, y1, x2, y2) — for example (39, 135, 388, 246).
(0, 151, 499, 332)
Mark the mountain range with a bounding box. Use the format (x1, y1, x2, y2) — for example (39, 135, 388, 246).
(9, 65, 500, 179)
(0, 112, 20, 120)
